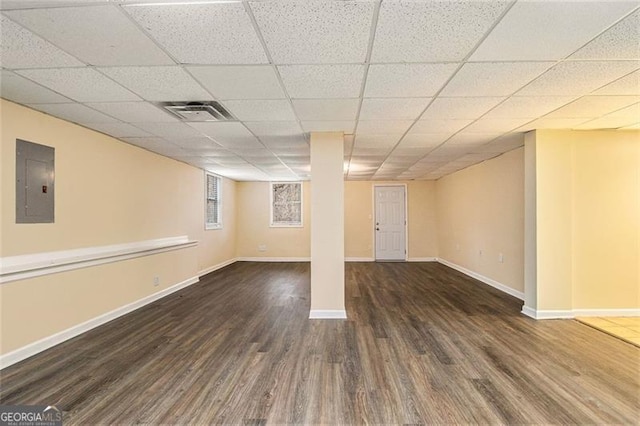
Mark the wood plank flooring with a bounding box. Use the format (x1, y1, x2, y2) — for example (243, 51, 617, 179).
(1, 262, 639, 424)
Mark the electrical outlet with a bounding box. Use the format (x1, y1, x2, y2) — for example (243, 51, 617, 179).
(153, 276, 160, 286)
(258, 244, 267, 252)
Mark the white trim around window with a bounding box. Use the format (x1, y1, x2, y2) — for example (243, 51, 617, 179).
(270, 181, 303, 228)
(205, 172, 222, 230)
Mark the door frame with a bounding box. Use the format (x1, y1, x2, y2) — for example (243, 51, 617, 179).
(372, 184, 408, 261)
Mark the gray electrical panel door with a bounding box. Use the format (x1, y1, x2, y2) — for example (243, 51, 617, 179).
(16, 139, 55, 223)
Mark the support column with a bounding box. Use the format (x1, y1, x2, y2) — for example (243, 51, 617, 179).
(309, 132, 345, 319)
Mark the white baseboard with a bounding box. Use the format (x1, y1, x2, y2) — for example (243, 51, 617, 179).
(345, 257, 375, 262)
(0, 236, 197, 284)
(309, 310, 347, 319)
(523, 306, 640, 320)
(408, 257, 437, 262)
(0, 275, 199, 370)
(437, 258, 525, 301)
(198, 257, 237, 276)
(236, 257, 310, 262)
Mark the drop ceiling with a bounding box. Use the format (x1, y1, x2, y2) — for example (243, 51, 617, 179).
(1, 0, 639, 182)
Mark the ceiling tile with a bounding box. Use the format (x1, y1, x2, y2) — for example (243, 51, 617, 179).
(518, 118, 588, 132)
(122, 137, 186, 156)
(1, 1, 106, 9)
(471, 1, 636, 61)
(357, 120, 413, 135)
(301, 121, 356, 133)
(1, 70, 72, 104)
(410, 119, 473, 134)
(244, 121, 303, 137)
(6, 5, 173, 66)
(273, 146, 310, 157)
(592, 70, 640, 95)
(573, 112, 639, 130)
(278, 64, 365, 99)
(26, 103, 119, 124)
(85, 122, 151, 138)
(133, 122, 203, 139)
(186, 66, 285, 100)
(249, 0, 374, 64)
(441, 62, 553, 97)
(422, 97, 505, 119)
(16, 68, 140, 102)
(364, 64, 458, 98)
(391, 146, 433, 157)
(355, 134, 403, 149)
(260, 135, 307, 148)
(351, 147, 393, 157)
(170, 137, 224, 151)
(0, 15, 84, 68)
(483, 96, 576, 119)
(359, 98, 429, 120)
(463, 118, 530, 134)
(543, 95, 640, 119)
(85, 102, 178, 123)
(223, 100, 296, 121)
(571, 10, 640, 60)
(99, 66, 211, 101)
(470, 133, 524, 154)
(293, 99, 359, 121)
(446, 132, 504, 146)
(398, 133, 452, 148)
(371, 0, 509, 62)
(518, 61, 640, 96)
(187, 122, 263, 148)
(123, 3, 267, 64)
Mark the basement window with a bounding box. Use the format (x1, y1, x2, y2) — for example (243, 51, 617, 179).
(270, 182, 302, 227)
(206, 173, 222, 230)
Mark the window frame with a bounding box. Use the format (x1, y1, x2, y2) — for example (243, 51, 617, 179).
(205, 172, 222, 230)
(269, 181, 303, 228)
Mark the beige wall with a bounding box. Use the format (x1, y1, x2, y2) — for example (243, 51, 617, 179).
(0, 100, 236, 355)
(344, 180, 438, 260)
(529, 130, 640, 311)
(235, 181, 311, 258)
(436, 148, 525, 293)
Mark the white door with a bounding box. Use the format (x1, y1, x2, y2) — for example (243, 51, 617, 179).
(375, 186, 406, 261)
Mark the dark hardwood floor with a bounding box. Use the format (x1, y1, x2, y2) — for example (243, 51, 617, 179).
(1, 262, 638, 424)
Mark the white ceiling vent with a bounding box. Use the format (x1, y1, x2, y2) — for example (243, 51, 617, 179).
(160, 101, 234, 122)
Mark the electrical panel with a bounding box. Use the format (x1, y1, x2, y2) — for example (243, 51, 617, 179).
(16, 139, 55, 224)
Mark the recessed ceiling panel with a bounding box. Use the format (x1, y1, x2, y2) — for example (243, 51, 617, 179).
(301, 121, 356, 133)
(186, 66, 285, 100)
(278, 64, 365, 99)
(249, 0, 374, 64)
(441, 62, 554, 97)
(543, 95, 640, 119)
(133, 122, 204, 139)
(27, 103, 119, 124)
(6, 5, 173, 66)
(124, 3, 267, 64)
(371, 0, 509, 62)
(518, 61, 640, 96)
(85, 122, 151, 138)
(357, 120, 414, 135)
(592, 70, 640, 95)
(86, 102, 178, 123)
(0, 16, 84, 68)
(571, 10, 640, 60)
(359, 98, 429, 120)
(99, 66, 211, 101)
(244, 121, 303, 137)
(1, 70, 72, 104)
(471, 1, 637, 61)
(422, 97, 505, 119)
(411, 119, 473, 134)
(16, 68, 140, 102)
(293, 99, 360, 121)
(223, 100, 296, 121)
(483, 96, 576, 119)
(364, 63, 458, 98)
